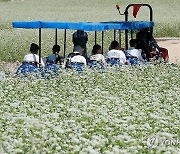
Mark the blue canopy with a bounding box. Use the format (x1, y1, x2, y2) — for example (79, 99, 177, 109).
(13, 21, 154, 31)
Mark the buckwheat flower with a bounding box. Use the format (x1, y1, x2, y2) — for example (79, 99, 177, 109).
(0, 71, 6, 82)
(0, 90, 4, 98)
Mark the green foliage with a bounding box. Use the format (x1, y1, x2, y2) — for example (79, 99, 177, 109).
(0, 0, 10, 2)
(154, 23, 180, 37)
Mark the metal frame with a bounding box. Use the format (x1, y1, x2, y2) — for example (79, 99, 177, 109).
(36, 4, 153, 66)
(39, 28, 41, 64)
(42, 29, 121, 60)
(124, 4, 153, 50)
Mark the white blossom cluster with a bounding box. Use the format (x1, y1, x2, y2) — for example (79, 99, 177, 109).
(0, 64, 179, 153)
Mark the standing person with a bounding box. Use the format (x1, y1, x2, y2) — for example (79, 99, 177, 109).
(72, 30, 88, 58)
(106, 41, 127, 65)
(46, 45, 64, 64)
(125, 39, 144, 62)
(136, 28, 160, 59)
(24, 43, 45, 67)
(136, 28, 151, 55)
(90, 44, 106, 64)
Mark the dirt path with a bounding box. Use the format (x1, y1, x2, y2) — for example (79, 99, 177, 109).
(0, 61, 20, 74)
(157, 38, 180, 64)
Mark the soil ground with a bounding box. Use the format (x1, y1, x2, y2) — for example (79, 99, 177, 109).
(156, 37, 180, 64)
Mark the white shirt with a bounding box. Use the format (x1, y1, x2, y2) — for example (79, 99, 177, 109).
(24, 53, 45, 67)
(71, 55, 87, 65)
(90, 54, 106, 63)
(125, 47, 144, 61)
(106, 49, 126, 64)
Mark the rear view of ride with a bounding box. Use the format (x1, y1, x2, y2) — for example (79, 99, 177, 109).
(116, 3, 169, 62)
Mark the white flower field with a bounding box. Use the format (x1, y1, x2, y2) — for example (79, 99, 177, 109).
(0, 64, 179, 153)
(0, 0, 180, 153)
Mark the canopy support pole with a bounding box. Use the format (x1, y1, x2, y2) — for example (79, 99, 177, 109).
(55, 28, 58, 45)
(39, 28, 41, 67)
(119, 30, 121, 48)
(114, 30, 116, 41)
(131, 30, 133, 39)
(95, 31, 97, 45)
(102, 31, 104, 54)
(64, 29, 66, 58)
(125, 29, 128, 50)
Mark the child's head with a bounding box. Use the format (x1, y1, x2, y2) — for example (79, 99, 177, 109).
(52, 45, 60, 53)
(110, 41, 119, 50)
(130, 39, 137, 47)
(30, 43, 39, 54)
(92, 44, 102, 55)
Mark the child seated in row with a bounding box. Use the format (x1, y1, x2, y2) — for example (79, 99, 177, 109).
(70, 45, 87, 65)
(46, 45, 64, 65)
(24, 43, 45, 67)
(90, 44, 106, 64)
(106, 41, 127, 65)
(125, 39, 144, 62)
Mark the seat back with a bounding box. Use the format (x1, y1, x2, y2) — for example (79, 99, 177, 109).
(16, 63, 38, 77)
(69, 62, 83, 72)
(88, 60, 105, 70)
(106, 58, 121, 66)
(44, 63, 59, 75)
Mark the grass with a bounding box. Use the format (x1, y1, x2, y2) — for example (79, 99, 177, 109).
(0, 0, 180, 62)
(154, 23, 180, 37)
